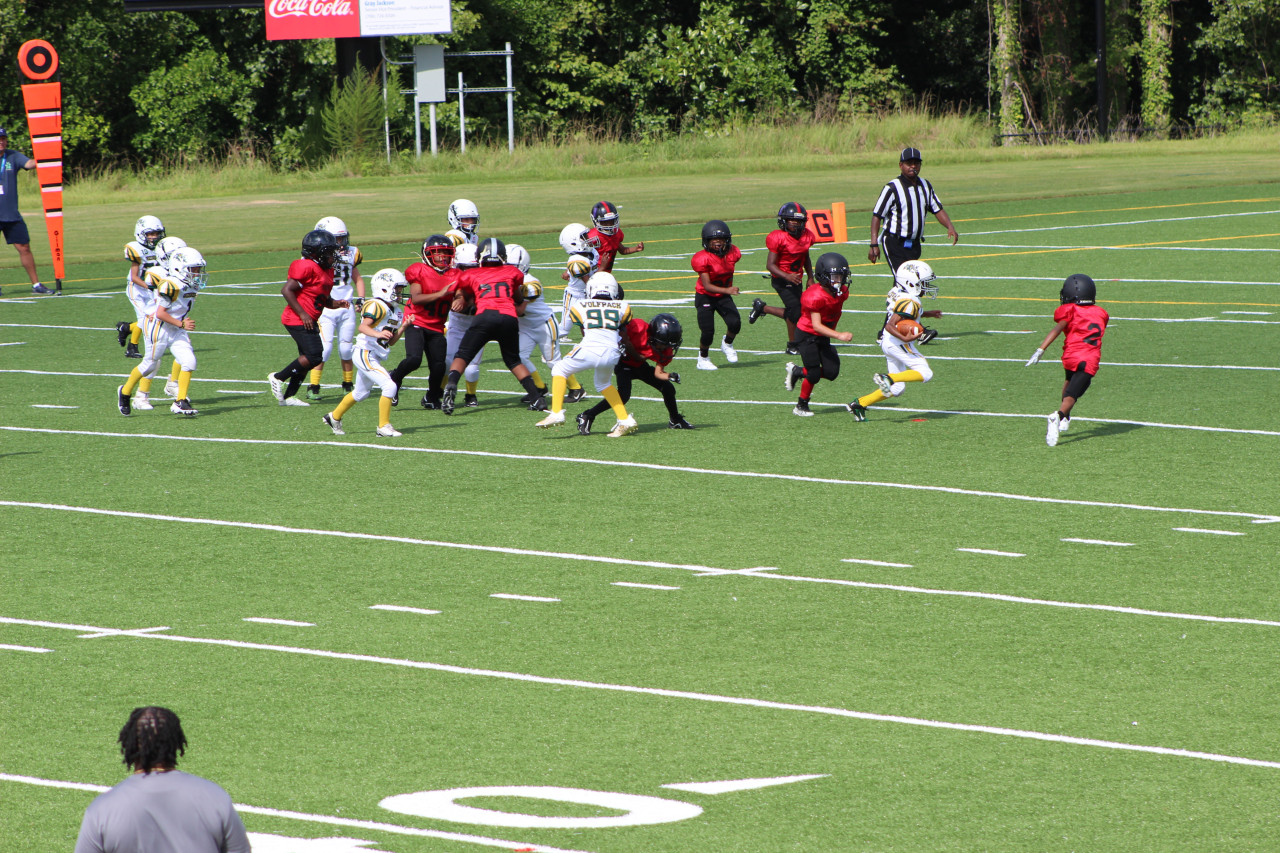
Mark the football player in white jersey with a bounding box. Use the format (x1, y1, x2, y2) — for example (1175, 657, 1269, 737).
(536, 272, 637, 437)
(115, 215, 165, 359)
(509, 244, 559, 403)
(443, 241, 485, 407)
(117, 247, 206, 417)
(323, 268, 407, 437)
(307, 216, 365, 400)
(883, 259, 942, 344)
(145, 236, 189, 399)
(846, 261, 936, 421)
(447, 198, 480, 245)
(557, 222, 601, 338)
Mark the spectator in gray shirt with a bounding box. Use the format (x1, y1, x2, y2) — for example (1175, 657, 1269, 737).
(74, 706, 251, 853)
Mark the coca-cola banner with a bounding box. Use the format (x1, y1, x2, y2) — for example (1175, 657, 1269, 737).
(266, 0, 451, 40)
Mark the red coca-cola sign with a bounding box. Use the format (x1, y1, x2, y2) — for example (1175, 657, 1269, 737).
(266, 0, 360, 40)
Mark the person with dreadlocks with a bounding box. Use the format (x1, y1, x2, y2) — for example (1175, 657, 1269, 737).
(75, 706, 251, 853)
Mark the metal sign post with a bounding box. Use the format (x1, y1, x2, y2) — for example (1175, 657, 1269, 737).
(409, 42, 514, 156)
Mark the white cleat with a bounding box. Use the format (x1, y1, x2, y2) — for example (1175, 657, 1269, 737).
(536, 410, 566, 429)
(132, 394, 154, 411)
(323, 414, 345, 435)
(1059, 416, 1070, 433)
(697, 356, 717, 371)
(607, 415, 638, 437)
(1046, 412, 1060, 447)
(783, 362, 799, 391)
(283, 396, 310, 407)
(720, 338, 738, 363)
(164, 380, 180, 398)
(267, 372, 285, 403)
(872, 373, 893, 395)
(376, 423, 402, 437)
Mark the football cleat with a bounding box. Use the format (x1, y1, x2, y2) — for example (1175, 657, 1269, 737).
(536, 410, 566, 429)
(132, 394, 154, 411)
(116, 386, 132, 416)
(305, 387, 322, 402)
(283, 396, 310, 407)
(1059, 416, 1070, 433)
(607, 415, 638, 437)
(748, 298, 765, 324)
(125, 343, 142, 359)
(783, 362, 800, 391)
(668, 414, 695, 429)
(441, 385, 457, 415)
(420, 394, 439, 410)
(1046, 412, 1060, 447)
(873, 373, 893, 395)
(390, 395, 398, 407)
(720, 338, 738, 363)
(576, 411, 595, 435)
(322, 413, 345, 435)
(267, 373, 285, 404)
(846, 401, 867, 421)
(793, 400, 814, 417)
(164, 380, 179, 398)
(464, 393, 479, 408)
(376, 423, 402, 437)
(116, 322, 131, 347)
(342, 381, 354, 393)
(565, 387, 587, 404)
(917, 327, 938, 345)
(519, 389, 539, 405)
(527, 395, 549, 412)
(697, 356, 717, 371)
(785, 342, 799, 355)
(32, 283, 55, 295)
(170, 398, 198, 417)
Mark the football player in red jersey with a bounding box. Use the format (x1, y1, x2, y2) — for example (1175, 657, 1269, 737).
(689, 220, 743, 370)
(748, 202, 815, 355)
(784, 253, 853, 417)
(575, 312, 690, 434)
(441, 237, 549, 415)
(1025, 273, 1110, 446)
(587, 200, 644, 272)
(389, 235, 459, 410)
(268, 229, 349, 406)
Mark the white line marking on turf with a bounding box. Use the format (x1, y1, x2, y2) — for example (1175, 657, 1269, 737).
(244, 617, 315, 626)
(0, 644, 51, 653)
(31, 404, 77, 409)
(76, 626, 170, 639)
(6, 441, 1279, 524)
(612, 582, 680, 590)
(842, 558, 914, 568)
(1222, 311, 1272, 315)
(0, 774, 589, 853)
(1173, 527, 1245, 536)
(1062, 538, 1134, 546)
(692, 566, 780, 577)
(491, 594, 560, 602)
(17, 622, 1280, 772)
(956, 548, 1025, 557)
(662, 774, 828, 795)
(370, 604, 441, 615)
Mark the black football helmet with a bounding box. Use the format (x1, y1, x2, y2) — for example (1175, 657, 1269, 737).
(1060, 273, 1096, 306)
(814, 252, 850, 297)
(701, 220, 732, 256)
(648, 312, 683, 352)
(777, 202, 808, 237)
(591, 200, 620, 235)
(301, 229, 340, 270)
(477, 237, 507, 266)
(422, 234, 455, 269)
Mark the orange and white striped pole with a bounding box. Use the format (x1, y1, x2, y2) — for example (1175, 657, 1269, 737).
(18, 40, 64, 293)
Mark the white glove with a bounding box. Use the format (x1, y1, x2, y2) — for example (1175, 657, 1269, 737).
(1025, 348, 1043, 367)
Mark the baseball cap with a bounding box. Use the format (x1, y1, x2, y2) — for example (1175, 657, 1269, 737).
(900, 147, 922, 162)
(0, 127, 8, 138)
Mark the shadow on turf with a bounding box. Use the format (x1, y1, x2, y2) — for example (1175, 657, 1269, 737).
(1061, 421, 1142, 443)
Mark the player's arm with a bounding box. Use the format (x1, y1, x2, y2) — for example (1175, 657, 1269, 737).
(802, 252, 814, 285)
(867, 213, 883, 262)
(620, 241, 644, 255)
(934, 206, 959, 245)
(811, 310, 852, 343)
(358, 306, 392, 344)
(281, 278, 317, 330)
(352, 270, 365, 300)
(698, 271, 739, 296)
(882, 310, 917, 343)
(921, 309, 943, 318)
(765, 250, 801, 285)
(411, 280, 456, 306)
(1026, 319, 1070, 365)
(154, 295, 193, 331)
(128, 261, 147, 290)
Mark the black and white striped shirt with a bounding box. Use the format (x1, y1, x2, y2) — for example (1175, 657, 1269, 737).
(871, 176, 945, 242)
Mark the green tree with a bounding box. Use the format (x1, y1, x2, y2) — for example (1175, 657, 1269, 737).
(1192, 0, 1280, 125)
(131, 48, 254, 159)
(1139, 0, 1173, 135)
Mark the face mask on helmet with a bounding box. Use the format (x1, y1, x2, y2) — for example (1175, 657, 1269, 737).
(591, 201, 620, 236)
(777, 203, 808, 237)
(559, 223, 598, 255)
(422, 235, 455, 269)
(135, 215, 165, 249)
(315, 216, 350, 249)
(896, 261, 937, 298)
(701, 220, 732, 257)
(371, 268, 408, 304)
(448, 199, 479, 235)
(815, 253, 850, 297)
(168, 248, 207, 290)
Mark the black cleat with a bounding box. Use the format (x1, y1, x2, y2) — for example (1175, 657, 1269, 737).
(917, 326, 938, 345)
(565, 387, 587, 404)
(668, 414, 695, 429)
(528, 394, 549, 412)
(420, 394, 439, 410)
(117, 385, 132, 416)
(748, 298, 765, 324)
(125, 342, 143, 359)
(520, 389, 538, 405)
(342, 380, 354, 393)
(116, 322, 131, 347)
(576, 410, 595, 436)
(441, 385, 456, 415)
(845, 401, 868, 421)
(170, 398, 198, 417)
(785, 341, 798, 355)
(464, 393, 479, 408)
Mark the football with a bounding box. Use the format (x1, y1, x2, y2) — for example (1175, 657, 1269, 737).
(896, 319, 924, 340)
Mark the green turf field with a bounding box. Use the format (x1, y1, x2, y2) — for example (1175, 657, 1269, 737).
(3, 146, 1280, 852)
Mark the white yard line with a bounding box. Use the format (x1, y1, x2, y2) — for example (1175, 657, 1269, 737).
(1062, 538, 1134, 547)
(956, 548, 1025, 557)
(1173, 527, 1246, 536)
(491, 594, 560, 602)
(370, 604, 441, 615)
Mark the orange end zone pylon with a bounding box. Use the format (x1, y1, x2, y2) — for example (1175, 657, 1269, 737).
(18, 39, 64, 293)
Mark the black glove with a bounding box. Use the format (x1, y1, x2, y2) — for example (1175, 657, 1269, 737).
(668, 372, 680, 385)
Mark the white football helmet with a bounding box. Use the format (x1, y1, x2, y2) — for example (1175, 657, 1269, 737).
(559, 223, 599, 255)
(155, 236, 187, 267)
(587, 271, 621, 301)
(134, 215, 165, 249)
(447, 199, 479, 236)
(506, 243, 531, 275)
(167, 247, 207, 290)
(454, 243, 479, 268)
(895, 260, 937, 298)
(370, 268, 408, 305)
(315, 216, 349, 248)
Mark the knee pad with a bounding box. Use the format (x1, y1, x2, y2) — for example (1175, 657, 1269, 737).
(889, 381, 905, 397)
(338, 340, 354, 361)
(918, 365, 934, 383)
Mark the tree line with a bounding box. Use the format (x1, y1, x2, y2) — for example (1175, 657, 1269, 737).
(0, 0, 1274, 171)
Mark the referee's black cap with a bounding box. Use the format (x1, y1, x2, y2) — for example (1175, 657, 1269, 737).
(900, 147, 922, 162)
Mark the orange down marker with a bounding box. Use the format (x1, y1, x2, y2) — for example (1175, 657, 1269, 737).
(18, 40, 65, 292)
